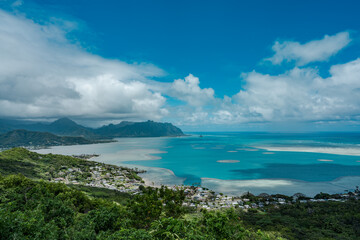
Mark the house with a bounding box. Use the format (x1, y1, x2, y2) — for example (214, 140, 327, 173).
(193, 194, 203, 201)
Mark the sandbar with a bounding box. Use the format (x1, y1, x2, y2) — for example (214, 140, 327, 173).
(201, 176, 360, 197)
(317, 159, 334, 162)
(258, 146, 360, 156)
(217, 160, 240, 163)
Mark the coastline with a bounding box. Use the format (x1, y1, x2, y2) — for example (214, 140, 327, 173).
(138, 167, 186, 188)
(32, 138, 360, 197)
(201, 176, 360, 197)
(138, 166, 360, 197)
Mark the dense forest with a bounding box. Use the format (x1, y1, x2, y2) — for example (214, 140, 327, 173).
(0, 174, 283, 239)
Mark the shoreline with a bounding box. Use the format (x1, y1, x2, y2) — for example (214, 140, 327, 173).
(32, 139, 360, 197)
(201, 176, 360, 197)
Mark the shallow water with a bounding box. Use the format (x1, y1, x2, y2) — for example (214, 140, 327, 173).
(35, 132, 360, 187)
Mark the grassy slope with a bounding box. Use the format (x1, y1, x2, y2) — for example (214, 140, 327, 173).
(0, 147, 87, 179)
(0, 147, 131, 203)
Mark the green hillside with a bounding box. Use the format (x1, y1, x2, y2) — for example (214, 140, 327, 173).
(0, 129, 99, 148)
(96, 120, 185, 137)
(0, 147, 91, 179)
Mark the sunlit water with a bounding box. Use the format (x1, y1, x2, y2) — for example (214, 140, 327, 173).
(35, 132, 360, 186)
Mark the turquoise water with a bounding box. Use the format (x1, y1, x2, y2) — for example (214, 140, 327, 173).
(35, 132, 360, 186)
(125, 132, 360, 185)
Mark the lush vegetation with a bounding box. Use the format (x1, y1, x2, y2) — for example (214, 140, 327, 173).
(240, 200, 360, 240)
(0, 147, 140, 181)
(0, 174, 282, 240)
(0, 129, 99, 148)
(2, 174, 360, 239)
(94, 120, 184, 137)
(68, 185, 131, 205)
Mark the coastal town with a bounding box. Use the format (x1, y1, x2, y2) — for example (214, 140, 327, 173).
(50, 156, 360, 211)
(178, 185, 360, 210)
(51, 157, 145, 193)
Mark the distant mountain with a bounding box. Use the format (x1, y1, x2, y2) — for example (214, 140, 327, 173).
(47, 118, 98, 138)
(1, 118, 100, 139)
(0, 129, 99, 148)
(0, 119, 31, 134)
(95, 121, 135, 136)
(96, 120, 184, 137)
(0, 118, 185, 139)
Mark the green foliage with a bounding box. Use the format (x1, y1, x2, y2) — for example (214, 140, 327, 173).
(95, 120, 184, 137)
(69, 185, 131, 205)
(239, 200, 360, 240)
(0, 174, 285, 239)
(0, 148, 142, 182)
(0, 147, 84, 179)
(314, 192, 331, 199)
(0, 129, 97, 148)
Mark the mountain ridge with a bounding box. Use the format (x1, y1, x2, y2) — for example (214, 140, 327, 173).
(0, 129, 99, 148)
(0, 118, 185, 139)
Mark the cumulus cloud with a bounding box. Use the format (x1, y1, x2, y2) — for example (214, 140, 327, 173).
(172, 32, 360, 126)
(1, 7, 360, 129)
(0, 9, 167, 120)
(173, 58, 360, 126)
(232, 59, 360, 123)
(170, 74, 215, 107)
(266, 31, 351, 66)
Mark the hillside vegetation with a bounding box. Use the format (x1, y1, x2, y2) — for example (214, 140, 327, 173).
(0, 174, 284, 240)
(0, 129, 100, 148)
(1, 148, 360, 239)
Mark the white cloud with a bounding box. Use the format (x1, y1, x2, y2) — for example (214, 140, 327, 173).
(266, 31, 351, 66)
(1, 7, 360, 129)
(173, 58, 360, 126)
(170, 74, 215, 107)
(0, 9, 167, 120)
(233, 59, 360, 123)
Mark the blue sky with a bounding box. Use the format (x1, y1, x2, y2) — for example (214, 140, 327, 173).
(29, 0, 360, 94)
(1, 0, 360, 131)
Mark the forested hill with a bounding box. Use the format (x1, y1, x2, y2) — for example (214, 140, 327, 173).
(0, 129, 98, 148)
(95, 120, 184, 137)
(0, 118, 185, 139)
